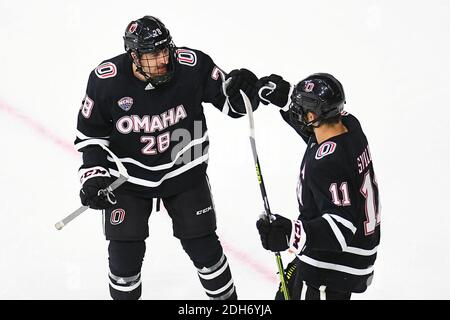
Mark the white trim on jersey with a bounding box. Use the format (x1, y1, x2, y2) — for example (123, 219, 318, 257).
(106, 132, 209, 171)
(323, 214, 378, 257)
(109, 154, 209, 187)
(298, 255, 375, 276)
(75, 138, 110, 151)
(324, 214, 357, 234)
(76, 129, 110, 140)
(323, 214, 347, 251)
(345, 245, 379, 256)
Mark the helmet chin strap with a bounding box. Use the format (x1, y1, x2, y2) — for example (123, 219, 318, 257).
(306, 118, 322, 129)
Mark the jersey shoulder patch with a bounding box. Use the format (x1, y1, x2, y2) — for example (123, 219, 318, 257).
(95, 62, 117, 79)
(315, 141, 337, 160)
(176, 48, 198, 67)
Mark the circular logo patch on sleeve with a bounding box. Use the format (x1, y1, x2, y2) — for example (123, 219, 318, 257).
(95, 62, 117, 79)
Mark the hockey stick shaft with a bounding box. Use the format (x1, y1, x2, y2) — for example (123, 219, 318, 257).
(240, 90, 290, 300)
(55, 144, 129, 230)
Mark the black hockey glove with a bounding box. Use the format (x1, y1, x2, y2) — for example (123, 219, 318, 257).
(79, 166, 115, 210)
(224, 68, 259, 113)
(256, 214, 306, 254)
(256, 74, 291, 108)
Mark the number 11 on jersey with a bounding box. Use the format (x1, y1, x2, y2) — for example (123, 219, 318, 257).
(328, 172, 380, 236)
(360, 172, 380, 235)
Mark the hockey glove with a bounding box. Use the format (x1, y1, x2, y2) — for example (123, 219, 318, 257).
(256, 74, 291, 108)
(256, 214, 306, 254)
(224, 68, 259, 113)
(79, 166, 115, 210)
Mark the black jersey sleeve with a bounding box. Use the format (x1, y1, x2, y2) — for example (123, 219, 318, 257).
(74, 71, 112, 168)
(199, 52, 244, 119)
(301, 158, 359, 253)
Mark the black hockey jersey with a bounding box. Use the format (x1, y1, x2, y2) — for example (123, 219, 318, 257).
(282, 111, 381, 293)
(75, 48, 243, 198)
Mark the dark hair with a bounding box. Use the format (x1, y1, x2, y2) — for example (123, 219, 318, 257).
(320, 113, 342, 126)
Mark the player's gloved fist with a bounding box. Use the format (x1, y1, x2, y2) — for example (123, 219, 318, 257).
(78, 166, 115, 210)
(256, 214, 292, 252)
(256, 214, 306, 254)
(224, 68, 259, 113)
(256, 74, 291, 108)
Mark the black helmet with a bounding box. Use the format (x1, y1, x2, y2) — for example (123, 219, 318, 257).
(123, 16, 176, 86)
(289, 73, 345, 134)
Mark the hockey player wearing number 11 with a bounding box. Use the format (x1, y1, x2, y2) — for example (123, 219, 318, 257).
(253, 73, 381, 300)
(74, 15, 260, 300)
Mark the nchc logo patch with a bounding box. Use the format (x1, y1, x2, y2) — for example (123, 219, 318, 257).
(110, 209, 126, 225)
(117, 97, 134, 111)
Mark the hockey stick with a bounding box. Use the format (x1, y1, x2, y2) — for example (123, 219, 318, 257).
(54, 144, 129, 230)
(240, 90, 290, 300)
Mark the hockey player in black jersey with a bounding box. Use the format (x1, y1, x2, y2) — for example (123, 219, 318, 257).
(254, 73, 380, 300)
(74, 16, 259, 300)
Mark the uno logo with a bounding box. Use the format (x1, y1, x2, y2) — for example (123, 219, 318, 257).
(95, 62, 117, 79)
(176, 49, 197, 66)
(128, 22, 138, 33)
(110, 209, 126, 226)
(305, 82, 315, 92)
(315, 141, 337, 160)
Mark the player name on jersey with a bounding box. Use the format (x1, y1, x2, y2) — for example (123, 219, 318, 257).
(357, 145, 372, 174)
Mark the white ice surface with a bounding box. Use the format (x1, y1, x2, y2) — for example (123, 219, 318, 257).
(0, 0, 449, 299)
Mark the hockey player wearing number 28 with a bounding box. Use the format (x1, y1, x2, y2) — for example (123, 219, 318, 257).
(74, 16, 259, 300)
(253, 73, 381, 300)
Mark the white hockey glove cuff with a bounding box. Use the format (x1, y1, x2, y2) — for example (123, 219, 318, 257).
(78, 166, 111, 186)
(288, 220, 307, 255)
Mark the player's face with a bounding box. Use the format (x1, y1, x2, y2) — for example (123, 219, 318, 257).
(139, 48, 170, 77)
